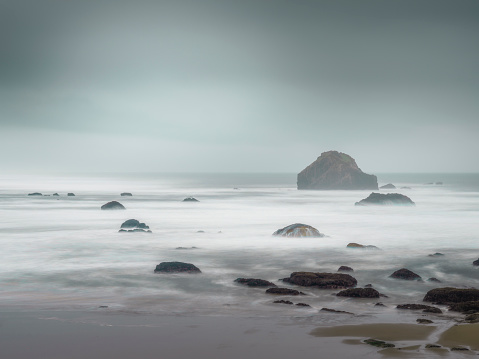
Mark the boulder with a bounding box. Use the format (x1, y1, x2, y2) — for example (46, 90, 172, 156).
(234, 278, 277, 287)
(423, 288, 479, 304)
(272, 223, 325, 237)
(121, 192, 133, 196)
(355, 192, 415, 206)
(390, 268, 422, 281)
(28, 192, 42, 196)
(183, 197, 199, 202)
(120, 219, 149, 229)
(338, 266, 353, 272)
(336, 288, 380, 298)
(297, 151, 378, 190)
(67, 193, 75, 196)
(380, 183, 396, 189)
(396, 304, 442, 313)
(282, 272, 357, 289)
(154, 261, 201, 274)
(346, 243, 379, 249)
(265, 288, 304, 295)
(101, 201, 126, 210)
(473, 258, 479, 266)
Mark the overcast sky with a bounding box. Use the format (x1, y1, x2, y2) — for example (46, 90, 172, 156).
(1, 0, 478, 173)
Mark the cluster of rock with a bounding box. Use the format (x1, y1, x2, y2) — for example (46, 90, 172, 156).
(119, 219, 151, 233)
(272, 223, 325, 238)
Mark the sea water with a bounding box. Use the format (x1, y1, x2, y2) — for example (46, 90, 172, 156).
(0, 173, 478, 317)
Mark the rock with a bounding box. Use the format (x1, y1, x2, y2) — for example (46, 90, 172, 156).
(320, 308, 354, 314)
(435, 182, 443, 185)
(234, 278, 277, 287)
(296, 303, 311, 307)
(101, 201, 126, 210)
(336, 288, 380, 298)
(282, 272, 357, 289)
(197, 230, 205, 233)
(423, 287, 479, 304)
(98, 305, 109, 308)
(175, 247, 198, 250)
(380, 183, 396, 189)
(297, 151, 378, 190)
(448, 301, 479, 313)
(427, 277, 441, 283)
(53, 193, 59, 196)
(346, 243, 379, 249)
(67, 193, 75, 196)
(273, 300, 293, 305)
(417, 319, 434, 324)
(451, 347, 469, 351)
(464, 313, 479, 323)
(265, 288, 304, 295)
(28, 192, 42, 196)
(355, 192, 415, 206)
(473, 258, 479, 266)
(363, 339, 395, 348)
(396, 304, 442, 313)
(120, 192, 132, 196)
(365, 284, 373, 288)
(425, 344, 441, 348)
(375, 302, 385, 307)
(119, 228, 151, 233)
(338, 266, 354, 272)
(120, 219, 149, 229)
(183, 197, 199, 202)
(389, 268, 422, 281)
(154, 262, 201, 273)
(272, 223, 325, 237)
(428, 253, 445, 257)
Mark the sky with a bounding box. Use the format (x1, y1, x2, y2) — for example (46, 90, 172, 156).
(0, 0, 478, 173)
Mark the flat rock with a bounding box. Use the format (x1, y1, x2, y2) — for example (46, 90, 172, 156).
(423, 287, 479, 304)
(390, 268, 422, 281)
(120, 192, 133, 196)
(346, 243, 379, 249)
(154, 261, 201, 274)
(28, 192, 42, 196)
(295, 303, 311, 307)
(67, 193, 75, 196)
(273, 300, 293, 305)
(265, 288, 304, 295)
(396, 304, 442, 313)
(234, 278, 277, 287)
(320, 308, 354, 314)
(272, 223, 325, 237)
(336, 288, 380, 298)
(297, 151, 378, 190)
(101, 201, 126, 210)
(282, 272, 357, 289)
(355, 192, 415, 206)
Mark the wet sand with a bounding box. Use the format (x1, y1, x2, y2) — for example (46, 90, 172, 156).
(438, 323, 479, 349)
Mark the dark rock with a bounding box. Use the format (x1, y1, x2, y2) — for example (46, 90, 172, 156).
(99, 305, 109, 308)
(346, 243, 379, 249)
(365, 284, 373, 288)
(336, 288, 380, 298)
(396, 304, 442, 313)
(355, 192, 415, 206)
(67, 193, 75, 196)
(273, 223, 325, 237)
(417, 319, 434, 324)
(425, 344, 441, 348)
(423, 287, 479, 304)
(464, 313, 479, 323)
(297, 151, 378, 190)
(390, 268, 422, 281)
(120, 219, 149, 229)
(273, 300, 293, 305)
(428, 253, 445, 257)
(338, 266, 353, 272)
(427, 277, 441, 283)
(101, 201, 126, 210)
(380, 183, 396, 189)
(320, 308, 353, 314)
(119, 228, 151, 233)
(448, 301, 479, 313)
(197, 230, 205, 233)
(154, 262, 201, 274)
(473, 258, 479, 266)
(451, 347, 469, 351)
(265, 288, 304, 295)
(295, 303, 311, 307)
(28, 192, 42, 196)
(234, 278, 277, 287)
(53, 193, 59, 196)
(375, 302, 385, 307)
(120, 192, 132, 196)
(282, 272, 357, 289)
(183, 197, 199, 202)
(363, 339, 395, 348)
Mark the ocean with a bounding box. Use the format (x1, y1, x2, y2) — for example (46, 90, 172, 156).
(0, 173, 478, 318)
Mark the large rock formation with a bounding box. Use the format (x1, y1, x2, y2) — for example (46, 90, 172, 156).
(297, 151, 378, 190)
(272, 223, 325, 237)
(355, 193, 415, 206)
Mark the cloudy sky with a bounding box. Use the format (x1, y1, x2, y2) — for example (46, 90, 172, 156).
(1, 0, 478, 173)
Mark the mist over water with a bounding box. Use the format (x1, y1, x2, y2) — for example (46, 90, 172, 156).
(0, 173, 478, 318)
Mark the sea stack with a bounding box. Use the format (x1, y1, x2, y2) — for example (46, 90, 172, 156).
(297, 151, 378, 190)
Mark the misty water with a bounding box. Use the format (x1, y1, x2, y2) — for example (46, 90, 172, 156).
(0, 173, 478, 320)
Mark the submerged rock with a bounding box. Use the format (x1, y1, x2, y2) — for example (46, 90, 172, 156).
(297, 151, 378, 190)
(380, 183, 396, 189)
(355, 192, 415, 206)
(427, 277, 441, 283)
(428, 253, 445, 257)
(338, 266, 354, 272)
(390, 268, 422, 281)
(120, 192, 133, 196)
(119, 228, 151, 233)
(336, 288, 380, 298)
(101, 201, 126, 210)
(265, 288, 304, 295)
(273, 300, 293, 305)
(272, 223, 325, 237)
(296, 303, 311, 307)
(183, 197, 199, 202)
(282, 272, 357, 289)
(321, 308, 354, 314)
(396, 304, 442, 313)
(154, 261, 201, 274)
(234, 278, 277, 287)
(423, 287, 479, 304)
(346, 243, 379, 250)
(28, 192, 43, 196)
(363, 339, 395, 348)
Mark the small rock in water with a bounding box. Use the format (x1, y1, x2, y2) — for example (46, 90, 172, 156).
(53, 193, 59, 196)
(425, 344, 441, 348)
(273, 300, 293, 305)
(389, 268, 422, 281)
(183, 197, 199, 202)
(234, 278, 277, 287)
(336, 288, 380, 298)
(121, 192, 133, 196)
(375, 302, 385, 307)
(355, 192, 415, 206)
(99, 305, 109, 308)
(363, 339, 395, 348)
(451, 347, 469, 351)
(295, 303, 311, 307)
(346, 243, 379, 249)
(282, 272, 357, 289)
(67, 193, 75, 196)
(101, 201, 126, 210)
(28, 192, 43, 196)
(417, 319, 434, 324)
(119, 219, 151, 232)
(380, 183, 396, 189)
(272, 223, 325, 237)
(428, 253, 445, 257)
(396, 304, 442, 313)
(473, 258, 479, 266)
(154, 261, 201, 274)
(427, 277, 441, 283)
(197, 230, 205, 233)
(464, 313, 479, 323)
(320, 308, 354, 314)
(338, 266, 354, 272)
(435, 182, 443, 185)
(265, 288, 304, 296)
(365, 284, 373, 288)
